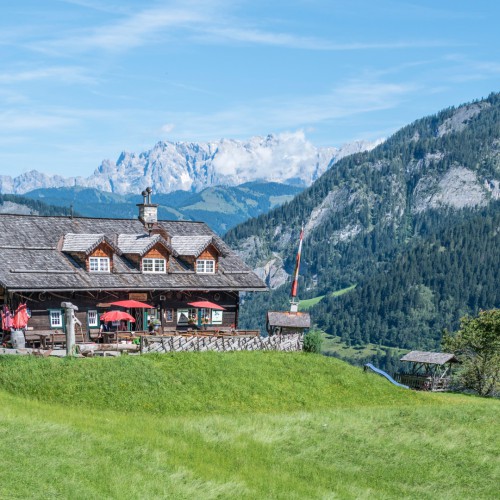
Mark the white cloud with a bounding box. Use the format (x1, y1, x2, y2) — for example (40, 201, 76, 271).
(27, 2, 464, 56)
(0, 66, 98, 85)
(0, 111, 77, 131)
(198, 26, 462, 51)
(164, 80, 417, 140)
(34, 6, 205, 54)
(161, 123, 175, 134)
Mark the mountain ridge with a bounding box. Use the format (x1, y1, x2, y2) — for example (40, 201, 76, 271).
(21, 182, 304, 234)
(225, 92, 500, 346)
(0, 133, 382, 195)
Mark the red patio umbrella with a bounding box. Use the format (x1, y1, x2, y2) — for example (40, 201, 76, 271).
(100, 311, 136, 322)
(109, 300, 153, 308)
(187, 301, 226, 310)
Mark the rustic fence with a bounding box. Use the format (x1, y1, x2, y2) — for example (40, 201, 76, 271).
(140, 333, 303, 354)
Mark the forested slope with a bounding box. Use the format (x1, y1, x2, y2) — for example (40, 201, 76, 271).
(226, 92, 500, 350)
(314, 203, 500, 349)
(0, 193, 74, 216)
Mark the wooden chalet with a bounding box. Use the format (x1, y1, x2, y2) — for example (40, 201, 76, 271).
(0, 189, 266, 342)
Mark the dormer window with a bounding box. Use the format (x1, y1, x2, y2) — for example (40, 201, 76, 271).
(142, 258, 166, 273)
(196, 259, 215, 274)
(89, 256, 110, 273)
(62, 233, 118, 274)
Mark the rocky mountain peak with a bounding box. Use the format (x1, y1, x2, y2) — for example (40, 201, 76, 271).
(0, 133, 382, 195)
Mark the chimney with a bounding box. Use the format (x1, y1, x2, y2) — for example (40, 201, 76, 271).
(137, 187, 158, 233)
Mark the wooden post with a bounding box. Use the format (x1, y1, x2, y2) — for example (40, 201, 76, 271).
(61, 301, 78, 357)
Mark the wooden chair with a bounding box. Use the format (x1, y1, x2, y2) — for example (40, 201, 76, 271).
(88, 328, 101, 342)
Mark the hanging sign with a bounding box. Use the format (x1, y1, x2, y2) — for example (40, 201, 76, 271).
(129, 293, 148, 301)
(211, 310, 223, 325)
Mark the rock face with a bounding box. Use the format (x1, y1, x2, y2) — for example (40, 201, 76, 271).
(413, 166, 487, 213)
(0, 133, 382, 195)
(254, 257, 289, 289)
(437, 102, 491, 137)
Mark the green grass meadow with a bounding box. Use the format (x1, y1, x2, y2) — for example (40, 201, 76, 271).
(0, 352, 498, 499)
(299, 285, 356, 311)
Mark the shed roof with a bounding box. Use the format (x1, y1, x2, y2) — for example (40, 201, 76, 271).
(267, 311, 311, 328)
(400, 351, 459, 365)
(0, 214, 266, 292)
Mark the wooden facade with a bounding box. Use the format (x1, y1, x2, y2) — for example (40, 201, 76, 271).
(87, 243, 115, 272)
(21, 289, 239, 333)
(0, 195, 266, 339)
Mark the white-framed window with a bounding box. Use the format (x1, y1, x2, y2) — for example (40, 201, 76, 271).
(89, 256, 110, 273)
(49, 310, 63, 328)
(163, 308, 174, 322)
(87, 310, 99, 327)
(177, 308, 198, 325)
(142, 258, 166, 273)
(196, 259, 215, 274)
(200, 308, 211, 325)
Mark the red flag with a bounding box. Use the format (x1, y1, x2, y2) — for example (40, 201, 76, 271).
(291, 226, 304, 298)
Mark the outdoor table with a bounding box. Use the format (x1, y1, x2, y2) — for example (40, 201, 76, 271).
(35, 332, 66, 349)
(103, 331, 135, 344)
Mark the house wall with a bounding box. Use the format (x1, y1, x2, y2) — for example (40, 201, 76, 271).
(12, 289, 239, 333)
(157, 290, 237, 329)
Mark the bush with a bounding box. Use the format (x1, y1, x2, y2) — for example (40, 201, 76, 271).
(443, 309, 500, 397)
(303, 329, 324, 353)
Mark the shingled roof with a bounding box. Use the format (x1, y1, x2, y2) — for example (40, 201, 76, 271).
(267, 311, 311, 328)
(171, 235, 225, 257)
(400, 351, 460, 365)
(62, 233, 121, 255)
(117, 233, 177, 257)
(0, 214, 266, 292)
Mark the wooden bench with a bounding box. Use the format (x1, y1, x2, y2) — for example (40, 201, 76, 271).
(28, 330, 88, 349)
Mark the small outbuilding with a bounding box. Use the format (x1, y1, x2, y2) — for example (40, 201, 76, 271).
(266, 311, 311, 336)
(395, 350, 460, 391)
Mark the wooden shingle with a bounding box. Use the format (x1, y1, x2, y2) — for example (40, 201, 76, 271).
(0, 214, 266, 292)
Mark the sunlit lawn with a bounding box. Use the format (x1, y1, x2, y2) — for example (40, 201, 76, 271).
(0, 353, 498, 499)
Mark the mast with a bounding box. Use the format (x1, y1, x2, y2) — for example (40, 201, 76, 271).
(290, 225, 304, 312)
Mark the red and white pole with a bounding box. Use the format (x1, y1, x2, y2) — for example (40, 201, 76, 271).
(290, 225, 304, 311)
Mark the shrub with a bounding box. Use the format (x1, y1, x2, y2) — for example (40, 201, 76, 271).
(443, 309, 500, 397)
(303, 329, 323, 353)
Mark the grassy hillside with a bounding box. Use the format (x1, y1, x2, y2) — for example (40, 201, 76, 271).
(0, 352, 498, 499)
(0, 352, 429, 414)
(299, 285, 356, 311)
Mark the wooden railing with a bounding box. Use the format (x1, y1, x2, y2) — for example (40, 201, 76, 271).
(393, 373, 451, 392)
(140, 333, 303, 354)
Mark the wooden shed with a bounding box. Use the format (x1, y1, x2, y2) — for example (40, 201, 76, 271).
(266, 311, 311, 336)
(394, 350, 459, 391)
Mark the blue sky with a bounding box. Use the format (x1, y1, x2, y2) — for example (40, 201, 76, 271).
(1, 0, 499, 177)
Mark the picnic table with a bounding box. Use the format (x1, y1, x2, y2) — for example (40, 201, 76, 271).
(33, 331, 67, 349)
(102, 331, 137, 344)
